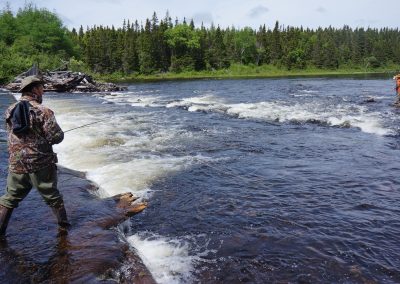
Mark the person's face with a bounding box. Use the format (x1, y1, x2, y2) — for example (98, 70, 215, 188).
(32, 84, 44, 97)
(31, 84, 44, 103)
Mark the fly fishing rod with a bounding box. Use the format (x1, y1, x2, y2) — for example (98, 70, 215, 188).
(64, 118, 109, 133)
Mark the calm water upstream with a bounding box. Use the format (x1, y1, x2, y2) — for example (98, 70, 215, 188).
(1, 77, 400, 283)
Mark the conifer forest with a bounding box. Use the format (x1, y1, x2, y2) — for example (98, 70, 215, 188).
(1, 4, 400, 83)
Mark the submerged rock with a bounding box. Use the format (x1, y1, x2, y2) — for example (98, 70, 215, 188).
(0, 167, 155, 283)
(364, 96, 376, 103)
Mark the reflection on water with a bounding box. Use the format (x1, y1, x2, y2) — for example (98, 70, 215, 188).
(2, 77, 400, 283)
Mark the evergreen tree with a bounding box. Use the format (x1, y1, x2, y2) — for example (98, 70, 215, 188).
(270, 21, 282, 63)
(206, 26, 229, 69)
(3, 5, 400, 80)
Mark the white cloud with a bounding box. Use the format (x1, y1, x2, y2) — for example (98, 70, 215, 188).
(248, 5, 269, 18)
(2, 0, 398, 30)
(354, 18, 380, 27)
(192, 12, 213, 25)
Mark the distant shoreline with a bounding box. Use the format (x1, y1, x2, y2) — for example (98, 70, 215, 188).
(95, 66, 399, 83)
(1, 68, 397, 89)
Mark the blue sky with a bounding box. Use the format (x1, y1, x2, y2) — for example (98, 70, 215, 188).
(2, 0, 398, 30)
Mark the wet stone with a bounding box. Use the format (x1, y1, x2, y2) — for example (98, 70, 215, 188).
(0, 166, 155, 283)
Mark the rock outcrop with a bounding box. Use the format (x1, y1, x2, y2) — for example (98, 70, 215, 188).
(0, 166, 155, 283)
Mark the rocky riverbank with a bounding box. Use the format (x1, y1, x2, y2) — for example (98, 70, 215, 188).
(3, 65, 127, 93)
(0, 166, 154, 283)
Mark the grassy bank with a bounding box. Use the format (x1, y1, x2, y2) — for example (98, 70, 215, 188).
(94, 64, 400, 83)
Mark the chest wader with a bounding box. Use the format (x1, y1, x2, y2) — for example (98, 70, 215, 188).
(0, 205, 13, 238)
(0, 201, 70, 238)
(52, 204, 70, 229)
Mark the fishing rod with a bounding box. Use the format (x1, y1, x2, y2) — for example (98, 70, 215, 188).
(64, 118, 109, 133)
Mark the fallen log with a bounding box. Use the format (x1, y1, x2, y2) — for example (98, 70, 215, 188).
(4, 67, 127, 93)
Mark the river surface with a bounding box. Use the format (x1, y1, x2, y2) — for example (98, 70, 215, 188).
(2, 77, 400, 283)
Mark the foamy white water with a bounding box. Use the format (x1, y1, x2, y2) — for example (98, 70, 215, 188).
(42, 95, 206, 282)
(38, 95, 204, 201)
(98, 91, 164, 107)
(127, 233, 196, 284)
(56, 92, 393, 150)
(164, 95, 392, 136)
(58, 130, 193, 197)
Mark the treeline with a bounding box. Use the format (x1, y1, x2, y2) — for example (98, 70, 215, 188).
(1, 4, 400, 83)
(71, 12, 400, 75)
(0, 4, 76, 83)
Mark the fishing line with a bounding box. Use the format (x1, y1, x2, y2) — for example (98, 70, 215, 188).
(64, 118, 109, 133)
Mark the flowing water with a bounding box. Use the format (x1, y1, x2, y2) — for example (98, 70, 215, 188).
(2, 77, 400, 283)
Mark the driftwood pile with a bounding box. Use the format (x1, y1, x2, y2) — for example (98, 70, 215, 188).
(4, 66, 126, 93)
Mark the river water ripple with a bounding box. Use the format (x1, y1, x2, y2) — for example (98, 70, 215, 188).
(2, 77, 400, 283)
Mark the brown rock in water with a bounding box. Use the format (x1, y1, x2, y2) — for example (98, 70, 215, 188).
(116, 192, 140, 208)
(99, 193, 148, 229)
(0, 166, 155, 284)
(125, 202, 148, 217)
(115, 192, 147, 217)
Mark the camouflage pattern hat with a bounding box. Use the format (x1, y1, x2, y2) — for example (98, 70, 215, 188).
(19, 75, 44, 92)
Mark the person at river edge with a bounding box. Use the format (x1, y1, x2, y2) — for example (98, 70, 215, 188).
(0, 75, 70, 238)
(394, 74, 400, 103)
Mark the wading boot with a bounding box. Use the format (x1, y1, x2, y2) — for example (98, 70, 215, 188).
(0, 205, 13, 237)
(52, 204, 71, 229)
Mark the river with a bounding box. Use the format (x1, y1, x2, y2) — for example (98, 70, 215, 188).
(1, 77, 400, 283)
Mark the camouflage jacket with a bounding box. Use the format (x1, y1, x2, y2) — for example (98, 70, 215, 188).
(4, 93, 64, 174)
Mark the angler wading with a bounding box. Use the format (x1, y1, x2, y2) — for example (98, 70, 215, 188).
(0, 75, 70, 238)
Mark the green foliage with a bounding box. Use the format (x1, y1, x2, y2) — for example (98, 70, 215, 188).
(364, 56, 380, 68)
(164, 23, 201, 72)
(2, 5, 400, 82)
(165, 24, 200, 52)
(284, 48, 307, 69)
(0, 8, 16, 45)
(205, 26, 230, 69)
(170, 55, 195, 72)
(138, 50, 155, 74)
(0, 43, 32, 83)
(233, 27, 257, 64)
(68, 57, 91, 73)
(13, 3, 74, 56)
(0, 3, 75, 83)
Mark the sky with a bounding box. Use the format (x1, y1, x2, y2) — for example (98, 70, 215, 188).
(2, 0, 398, 31)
